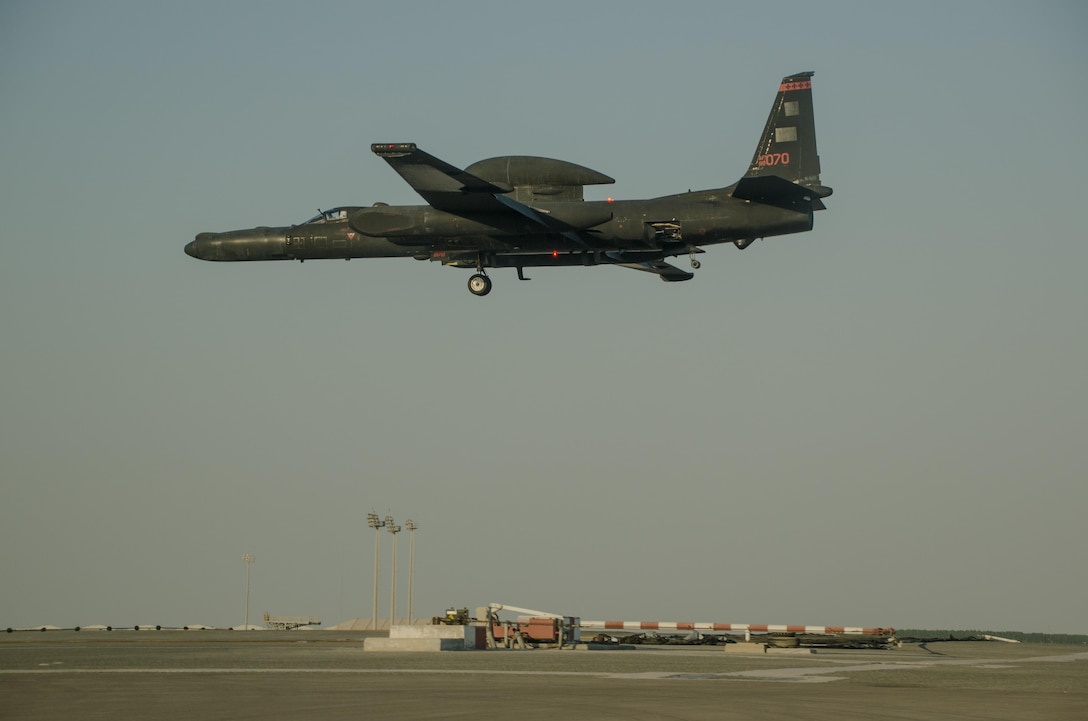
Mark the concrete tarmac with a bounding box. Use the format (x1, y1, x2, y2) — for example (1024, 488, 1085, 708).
(2, 631, 1086, 720)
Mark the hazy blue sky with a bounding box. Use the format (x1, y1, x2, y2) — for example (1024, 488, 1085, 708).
(2, 1, 1086, 634)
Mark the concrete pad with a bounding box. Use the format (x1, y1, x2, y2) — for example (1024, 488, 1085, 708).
(3, 634, 1087, 720)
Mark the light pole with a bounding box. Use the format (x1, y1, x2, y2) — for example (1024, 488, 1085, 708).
(366, 513, 384, 630)
(386, 516, 400, 629)
(242, 553, 255, 630)
(404, 519, 418, 624)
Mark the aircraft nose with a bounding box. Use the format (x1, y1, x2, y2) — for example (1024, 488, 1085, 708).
(185, 232, 219, 259)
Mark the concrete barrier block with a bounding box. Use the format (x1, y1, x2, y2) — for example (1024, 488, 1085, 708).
(367, 624, 486, 651)
(725, 643, 767, 654)
(364, 637, 467, 652)
(390, 625, 469, 640)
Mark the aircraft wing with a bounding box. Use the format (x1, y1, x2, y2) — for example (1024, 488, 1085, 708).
(371, 143, 516, 214)
(372, 143, 598, 248)
(491, 193, 594, 249)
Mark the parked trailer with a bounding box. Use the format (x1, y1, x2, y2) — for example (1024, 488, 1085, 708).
(579, 620, 896, 647)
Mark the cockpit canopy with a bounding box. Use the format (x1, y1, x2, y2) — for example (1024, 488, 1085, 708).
(301, 207, 362, 225)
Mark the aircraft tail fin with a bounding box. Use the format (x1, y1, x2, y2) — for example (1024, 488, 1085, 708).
(736, 71, 832, 205)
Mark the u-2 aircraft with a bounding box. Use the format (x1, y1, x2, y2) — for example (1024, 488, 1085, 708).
(185, 72, 831, 296)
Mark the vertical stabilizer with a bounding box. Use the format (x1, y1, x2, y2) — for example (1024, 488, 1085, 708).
(744, 71, 826, 192)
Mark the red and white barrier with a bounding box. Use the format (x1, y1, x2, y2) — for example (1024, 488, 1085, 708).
(579, 621, 893, 636)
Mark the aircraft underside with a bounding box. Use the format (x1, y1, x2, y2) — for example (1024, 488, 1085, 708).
(435, 246, 704, 296)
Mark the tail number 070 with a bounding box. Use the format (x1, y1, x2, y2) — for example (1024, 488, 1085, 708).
(757, 152, 790, 167)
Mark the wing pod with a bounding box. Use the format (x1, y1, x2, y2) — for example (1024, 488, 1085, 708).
(530, 203, 613, 229)
(466, 156, 613, 202)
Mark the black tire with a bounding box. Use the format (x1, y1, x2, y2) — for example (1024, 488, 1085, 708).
(468, 274, 492, 296)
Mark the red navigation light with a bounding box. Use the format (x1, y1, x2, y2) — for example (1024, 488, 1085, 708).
(552, 250, 558, 258)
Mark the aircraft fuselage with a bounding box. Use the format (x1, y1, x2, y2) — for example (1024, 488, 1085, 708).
(184, 190, 812, 264)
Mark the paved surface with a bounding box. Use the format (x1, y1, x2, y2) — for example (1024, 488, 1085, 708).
(2, 632, 1086, 719)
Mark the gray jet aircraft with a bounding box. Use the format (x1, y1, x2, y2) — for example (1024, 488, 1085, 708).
(186, 72, 832, 295)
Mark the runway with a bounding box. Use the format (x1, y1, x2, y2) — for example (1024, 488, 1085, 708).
(2, 632, 1085, 720)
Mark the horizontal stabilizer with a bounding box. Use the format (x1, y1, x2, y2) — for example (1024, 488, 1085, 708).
(732, 174, 831, 210)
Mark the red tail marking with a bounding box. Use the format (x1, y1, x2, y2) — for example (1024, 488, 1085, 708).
(778, 81, 812, 92)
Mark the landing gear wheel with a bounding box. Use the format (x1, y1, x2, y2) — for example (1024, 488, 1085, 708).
(690, 259, 701, 270)
(468, 273, 492, 296)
